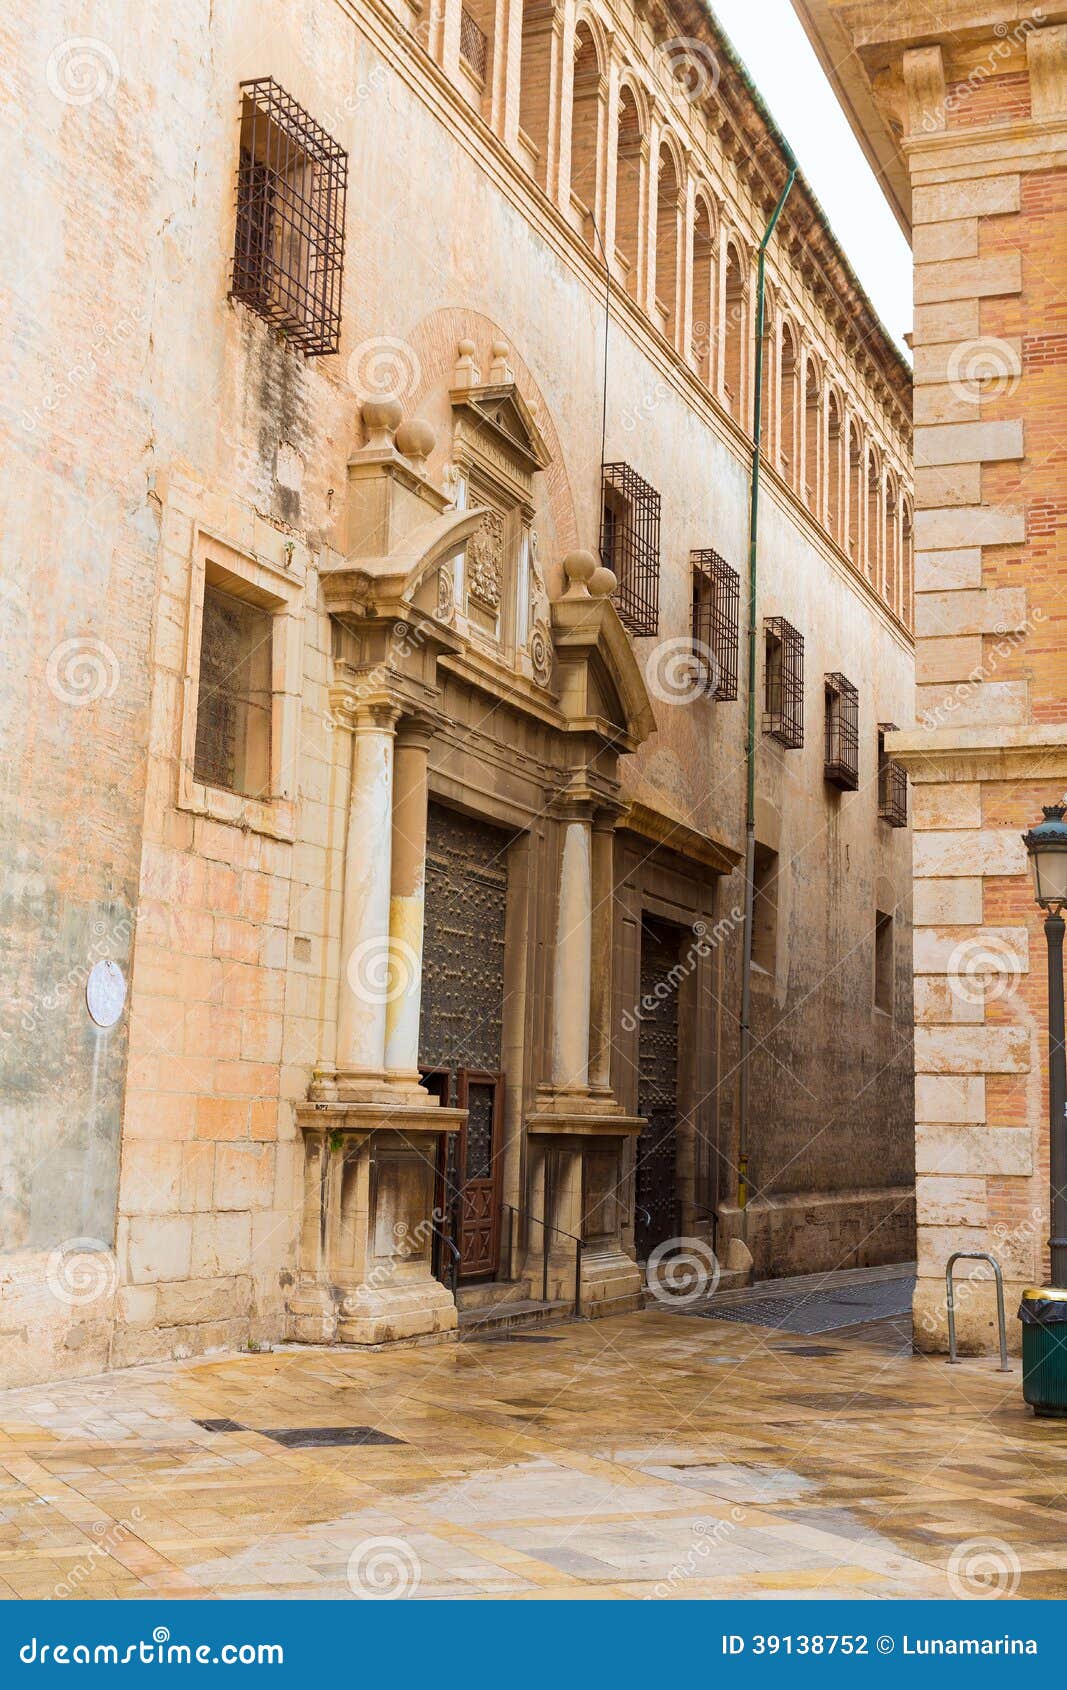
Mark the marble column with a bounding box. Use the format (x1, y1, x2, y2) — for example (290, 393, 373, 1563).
(552, 811, 593, 1091)
(336, 701, 399, 1084)
(588, 814, 615, 1093)
(384, 717, 434, 1079)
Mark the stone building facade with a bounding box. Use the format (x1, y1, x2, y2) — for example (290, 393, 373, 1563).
(793, 1, 1067, 1349)
(2, 0, 912, 1385)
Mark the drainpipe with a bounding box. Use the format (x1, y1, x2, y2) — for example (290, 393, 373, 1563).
(736, 152, 797, 1240)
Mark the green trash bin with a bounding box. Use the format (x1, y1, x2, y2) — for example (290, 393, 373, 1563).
(1019, 1287, 1067, 1418)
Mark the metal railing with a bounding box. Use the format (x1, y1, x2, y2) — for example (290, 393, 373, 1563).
(501, 1203, 584, 1318)
(946, 1250, 1010, 1372)
(430, 1217, 461, 1299)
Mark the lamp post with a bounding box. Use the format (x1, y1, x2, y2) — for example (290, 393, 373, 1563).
(1019, 802, 1067, 1416)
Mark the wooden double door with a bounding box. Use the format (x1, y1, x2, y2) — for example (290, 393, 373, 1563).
(419, 803, 510, 1282)
(634, 917, 682, 1261)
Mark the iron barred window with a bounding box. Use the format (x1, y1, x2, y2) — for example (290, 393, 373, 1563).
(231, 78, 348, 356)
(601, 463, 661, 637)
(459, 7, 489, 79)
(691, 550, 739, 701)
(878, 724, 908, 827)
(763, 616, 804, 748)
(824, 672, 859, 791)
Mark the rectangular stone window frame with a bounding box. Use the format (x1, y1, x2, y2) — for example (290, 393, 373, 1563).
(178, 529, 304, 842)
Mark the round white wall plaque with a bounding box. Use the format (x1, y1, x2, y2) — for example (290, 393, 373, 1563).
(86, 959, 127, 1029)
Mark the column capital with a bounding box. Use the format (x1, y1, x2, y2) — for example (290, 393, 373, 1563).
(395, 709, 441, 752)
(329, 683, 403, 733)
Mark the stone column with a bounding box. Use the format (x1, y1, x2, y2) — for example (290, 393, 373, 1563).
(384, 716, 434, 1080)
(552, 809, 593, 1092)
(336, 701, 400, 1086)
(588, 814, 615, 1093)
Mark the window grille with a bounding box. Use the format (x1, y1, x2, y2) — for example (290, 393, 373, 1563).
(824, 672, 859, 791)
(878, 724, 908, 827)
(194, 584, 274, 798)
(691, 550, 739, 701)
(763, 616, 804, 748)
(231, 78, 348, 356)
(601, 463, 661, 637)
(459, 8, 489, 79)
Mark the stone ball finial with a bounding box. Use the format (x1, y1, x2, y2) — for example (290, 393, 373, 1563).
(454, 339, 481, 389)
(362, 394, 403, 450)
(489, 338, 514, 384)
(562, 549, 598, 597)
(589, 565, 617, 598)
(395, 417, 437, 470)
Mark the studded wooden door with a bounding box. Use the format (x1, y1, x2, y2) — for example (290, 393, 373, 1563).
(635, 918, 681, 1261)
(419, 803, 509, 1281)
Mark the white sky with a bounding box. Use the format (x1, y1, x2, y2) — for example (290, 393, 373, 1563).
(710, 0, 913, 358)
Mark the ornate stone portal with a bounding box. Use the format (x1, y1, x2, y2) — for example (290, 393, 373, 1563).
(285, 354, 656, 1345)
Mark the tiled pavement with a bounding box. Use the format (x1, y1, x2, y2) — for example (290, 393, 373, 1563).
(1, 1304, 1065, 1601)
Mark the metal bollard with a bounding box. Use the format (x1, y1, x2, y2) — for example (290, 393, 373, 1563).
(945, 1250, 1011, 1372)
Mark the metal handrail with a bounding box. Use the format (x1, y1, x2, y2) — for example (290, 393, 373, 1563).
(501, 1202, 584, 1318)
(946, 1250, 1011, 1372)
(430, 1218, 461, 1298)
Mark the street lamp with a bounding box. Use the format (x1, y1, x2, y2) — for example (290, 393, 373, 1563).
(1019, 802, 1067, 1416)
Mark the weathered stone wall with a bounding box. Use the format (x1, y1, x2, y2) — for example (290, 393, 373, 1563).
(1, 0, 914, 1383)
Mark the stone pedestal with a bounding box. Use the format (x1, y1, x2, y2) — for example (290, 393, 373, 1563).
(286, 1103, 465, 1346)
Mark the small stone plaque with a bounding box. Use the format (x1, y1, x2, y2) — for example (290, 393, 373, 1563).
(85, 959, 126, 1028)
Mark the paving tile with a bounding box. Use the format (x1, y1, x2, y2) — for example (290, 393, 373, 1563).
(0, 1307, 1061, 1598)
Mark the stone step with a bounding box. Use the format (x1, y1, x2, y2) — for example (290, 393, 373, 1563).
(454, 1279, 538, 1313)
(457, 1297, 574, 1337)
(641, 1264, 751, 1308)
